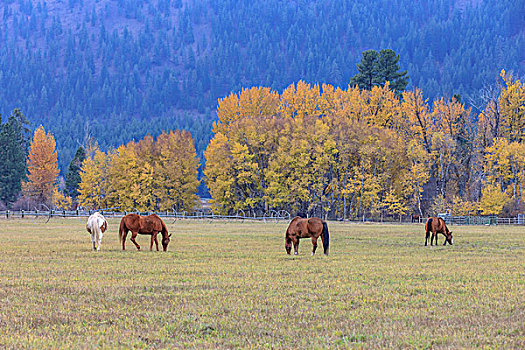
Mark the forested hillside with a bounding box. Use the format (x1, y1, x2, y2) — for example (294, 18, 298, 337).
(0, 0, 523, 172)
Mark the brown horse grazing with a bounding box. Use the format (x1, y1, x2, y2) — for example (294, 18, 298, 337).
(119, 214, 171, 251)
(285, 216, 329, 255)
(425, 217, 453, 246)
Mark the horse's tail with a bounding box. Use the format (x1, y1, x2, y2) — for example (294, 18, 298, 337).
(425, 218, 432, 239)
(322, 222, 329, 255)
(119, 218, 126, 243)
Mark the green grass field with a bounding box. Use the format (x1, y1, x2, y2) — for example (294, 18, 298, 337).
(0, 218, 523, 349)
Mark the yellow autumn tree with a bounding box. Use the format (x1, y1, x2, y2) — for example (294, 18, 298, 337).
(449, 195, 478, 216)
(483, 138, 525, 204)
(266, 116, 337, 216)
(204, 132, 237, 214)
(403, 139, 431, 216)
(266, 82, 338, 217)
(432, 96, 475, 198)
(401, 88, 433, 153)
(106, 141, 143, 211)
(100, 132, 201, 212)
(382, 189, 408, 221)
(155, 130, 200, 211)
(22, 126, 59, 205)
(364, 82, 402, 129)
(499, 70, 525, 143)
(204, 79, 509, 219)
(478, 184, 511, 216)
(52, 188, 72, 210)
(77, 148, 110, 209)
(320, 85, 367, 219)
(205, 86, 281, 214)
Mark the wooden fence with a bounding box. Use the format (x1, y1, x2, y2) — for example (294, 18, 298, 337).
(1, 210, 524, 225)
(0, 209, 292, 222)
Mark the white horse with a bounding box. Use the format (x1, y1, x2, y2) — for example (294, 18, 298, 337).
(86, 212, 108, 251)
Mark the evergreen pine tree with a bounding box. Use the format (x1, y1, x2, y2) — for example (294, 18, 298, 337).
(351, 49, 409, 93)
(350, 50, 379, 90)
(65, 146, 86, 199)
(376, 49, 409, 93)
(0, 109, 30, 206)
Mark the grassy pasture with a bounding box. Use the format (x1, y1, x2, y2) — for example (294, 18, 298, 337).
(0, 218, 523, 349)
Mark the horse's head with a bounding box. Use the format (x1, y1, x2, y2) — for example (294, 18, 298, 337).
(285, 235, 292, 255)
(446, 230, 453, 245)
(162, 233, 171, 251)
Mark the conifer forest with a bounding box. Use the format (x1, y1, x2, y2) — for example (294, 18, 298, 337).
(0, 0, 524, 218)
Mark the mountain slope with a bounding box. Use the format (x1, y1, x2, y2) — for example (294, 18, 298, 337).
(0, 0, 523, 171)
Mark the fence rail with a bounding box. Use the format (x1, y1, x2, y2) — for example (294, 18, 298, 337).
(1, 210, 524, 225)
(0, 210, 292, 222)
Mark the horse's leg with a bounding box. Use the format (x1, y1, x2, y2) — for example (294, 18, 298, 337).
(130, 231, 141, 250)
(122, 230, 128, 250)
(293, 238, 300, 255)
(97, 230, 102, 251)
(150, 234, 154, 251)
(91, 233, 96, 251)
(154, 233, 159, 251)
(311, 236, 318, 255)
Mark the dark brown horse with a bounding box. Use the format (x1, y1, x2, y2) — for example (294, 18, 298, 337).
(285, 216, 329, 255)
(119, 213, 171, 251)
(425, 217, 453, 246)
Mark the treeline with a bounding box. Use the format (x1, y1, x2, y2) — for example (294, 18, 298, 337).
(204, 71, 525, 219)
(0, 120, 200, 212)
(77, 130, 200, 212)
(2, 70, 524, 218)
(0, 0, 523, 171)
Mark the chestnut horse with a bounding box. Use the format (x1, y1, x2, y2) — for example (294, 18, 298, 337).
(119, 213, 171, 251)
(425, 217, 453, 246)
(285, 216, 329, 255)
(86, 212, 108, 251)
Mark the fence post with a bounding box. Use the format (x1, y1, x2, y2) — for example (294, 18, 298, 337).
(21, 210, 24, 218)
(6, 210, 9, 219)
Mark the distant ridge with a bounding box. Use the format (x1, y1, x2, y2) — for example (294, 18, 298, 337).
(0, 0, 523, 173)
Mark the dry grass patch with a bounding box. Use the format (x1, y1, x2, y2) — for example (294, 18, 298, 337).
(0, 218, 523, 348)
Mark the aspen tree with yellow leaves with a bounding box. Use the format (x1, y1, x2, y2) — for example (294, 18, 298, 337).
(70, 69, 522, 218)
(78, 149, 110, 209)
(22, 126, 59, 205)
(205, 86, 281, 214)
(155, 130, 200, 211)
(498, 70, 525, 143)
(401, 88, 433, 154)
(77, 130, 200, 211)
